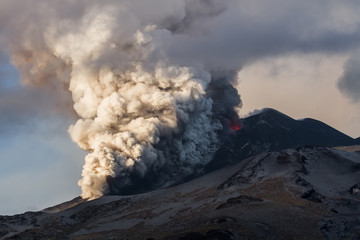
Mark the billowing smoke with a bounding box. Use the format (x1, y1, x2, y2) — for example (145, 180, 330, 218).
(2, 1, 241, 199)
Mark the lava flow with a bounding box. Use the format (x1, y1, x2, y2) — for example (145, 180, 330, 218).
(230, 119, 242, 131)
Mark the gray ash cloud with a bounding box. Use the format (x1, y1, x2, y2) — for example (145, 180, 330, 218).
(1, 0, 360, 198)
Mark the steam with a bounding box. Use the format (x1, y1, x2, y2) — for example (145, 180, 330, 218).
(70, 64, 222, 199)
(2, 1, 240, 199)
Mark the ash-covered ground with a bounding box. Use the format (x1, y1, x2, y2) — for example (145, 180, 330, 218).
(1, 146, 359, 239)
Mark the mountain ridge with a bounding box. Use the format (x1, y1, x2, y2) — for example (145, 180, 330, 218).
(241, 108, 355, 147)
(1, 146, 359, 239)
(204, 108, 358, 173)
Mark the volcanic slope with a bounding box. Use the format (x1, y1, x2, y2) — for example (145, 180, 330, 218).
(1, 146, 360, 239)
(205, 108, 359, 172)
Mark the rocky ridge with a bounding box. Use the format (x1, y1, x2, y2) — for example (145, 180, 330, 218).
(1, 146, 359, 239)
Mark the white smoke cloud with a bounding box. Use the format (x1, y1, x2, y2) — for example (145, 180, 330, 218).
(1, 0, 235, 199)
(68, 62, 222, 199)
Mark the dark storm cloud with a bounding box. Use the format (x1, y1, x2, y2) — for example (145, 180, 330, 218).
(338, 51, 360, 102)
(162, 0, 360, 70)
(163, 0, 229, 34)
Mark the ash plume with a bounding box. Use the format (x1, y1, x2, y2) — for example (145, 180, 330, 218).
(163, 0, 229, 34)
(1, 0, 241, 199)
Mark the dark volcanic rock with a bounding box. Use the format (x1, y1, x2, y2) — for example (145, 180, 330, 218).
(177, 229, 236, 240)
(205, 108, 358, 173)
(216, 195, 263, 209)
(349, 183, 360, 195)
(1, 147, 359, 240)
(301, 189, 323, 203)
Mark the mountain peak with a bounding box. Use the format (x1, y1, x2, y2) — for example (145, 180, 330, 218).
(247, 107, 289, 117)
(206, 108, 358, 173)
(242, 108, 355, 147)
(245, 108, 295, 124)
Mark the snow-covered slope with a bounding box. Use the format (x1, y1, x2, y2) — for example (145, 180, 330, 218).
(1, 146, 359, 239)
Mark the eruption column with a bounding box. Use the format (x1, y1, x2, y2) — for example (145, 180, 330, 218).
(4, 1, 241, 200)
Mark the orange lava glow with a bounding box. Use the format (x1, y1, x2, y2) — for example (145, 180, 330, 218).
(230, 120, 242, 131)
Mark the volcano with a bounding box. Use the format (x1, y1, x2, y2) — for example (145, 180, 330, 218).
(1, 109, 360, 239)
(204, 108, 359, 173)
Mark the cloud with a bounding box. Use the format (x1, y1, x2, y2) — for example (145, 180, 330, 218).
(163, 0, 229, 34)
(0, 87, 74, 135)
(338, 50, 360, 102)
(162, 0, 360, 70)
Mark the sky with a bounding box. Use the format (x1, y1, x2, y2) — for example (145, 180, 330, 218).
(0, 59, 85, 215)
(1, 0, 360, 214)
(238, 53, 360, 138)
